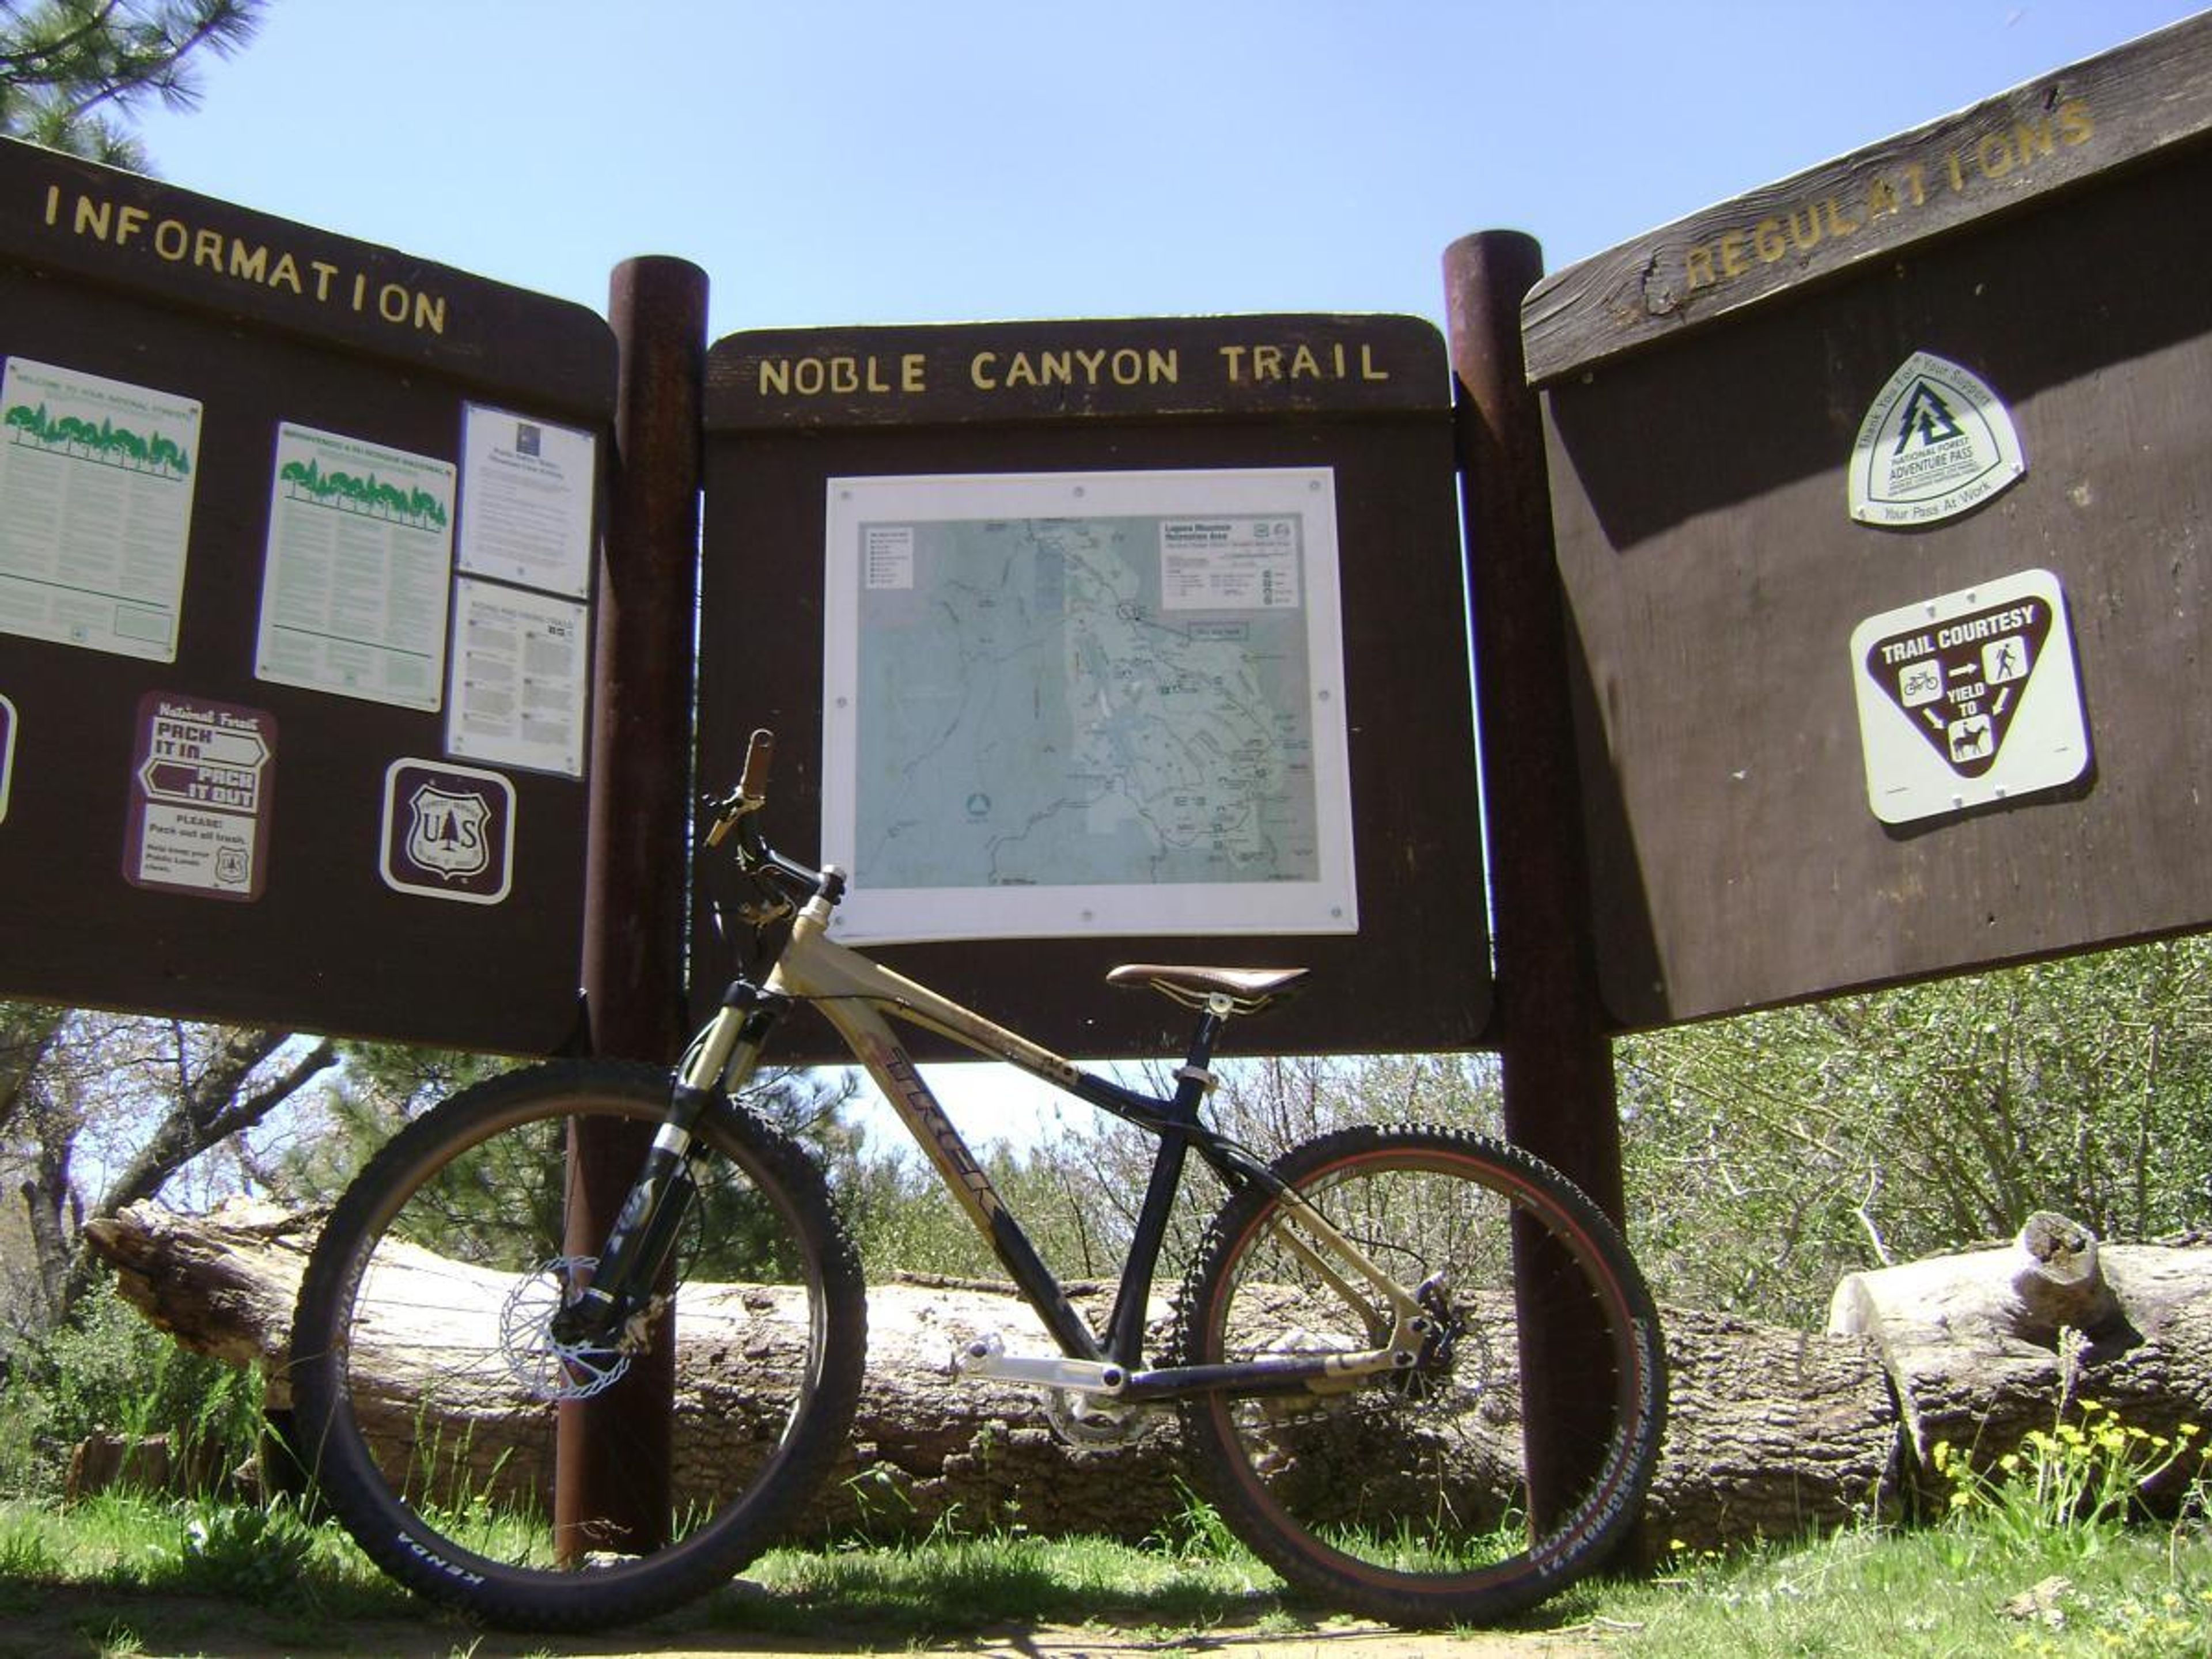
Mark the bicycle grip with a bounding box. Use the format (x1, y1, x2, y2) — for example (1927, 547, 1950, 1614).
(739, 728, 775, 800)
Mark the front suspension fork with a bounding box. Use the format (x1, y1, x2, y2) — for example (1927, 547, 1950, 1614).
(549, 986, 783, 1346)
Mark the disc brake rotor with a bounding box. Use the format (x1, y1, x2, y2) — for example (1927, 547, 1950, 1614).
(498, 1255, 632, 1402)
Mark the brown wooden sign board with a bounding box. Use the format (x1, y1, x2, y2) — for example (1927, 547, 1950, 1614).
(1528, 16, 2212, 1027)
(0, 139, 615, 1051)
(696, 315, 1489, 1062)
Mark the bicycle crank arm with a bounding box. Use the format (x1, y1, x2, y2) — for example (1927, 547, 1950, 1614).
(953, 1339, 1128, 1396)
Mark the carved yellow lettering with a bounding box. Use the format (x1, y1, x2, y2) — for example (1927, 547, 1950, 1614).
(191, 228, 225, 270)
(1824, 194, 1859, 235)
(970, 351, 999, 389)
(1005, 351, 1037, 388)
(42, 184, 58, 226)
(1717, 229, 1749, 277)
(1786, 207, 1821, 254)
(1358, 344, 1385, 381)
(309, 260, 339, 302)
(1218, 344, 1249, 380)
(1901, 162, 1927, 206)
(1290, 344, 1322, 379)
(2012, 116, 2055, 162)
(1252, 344, 1284, 380)
(73, 196, 111, 240)
(1976, 130, 2015, 178)
(1866, 176, 1900, 219)
(757, 359, 790, 395)
(1685, 243, 1716, 290)
(114, 204, 148, 246)
(152, 218, 188, 260)
(901, 353, 926, 392)
(1753, 218, 1786, 262)
(2058, 99, 2094, 145)
(268, 252, 301, 294)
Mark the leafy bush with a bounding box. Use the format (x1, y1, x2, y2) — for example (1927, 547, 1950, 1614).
(0, 1275, 262, 1496)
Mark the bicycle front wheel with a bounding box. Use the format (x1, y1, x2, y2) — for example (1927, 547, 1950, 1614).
(1172, 1124, 1664, 1626)
(288, 1060, 866, 1630)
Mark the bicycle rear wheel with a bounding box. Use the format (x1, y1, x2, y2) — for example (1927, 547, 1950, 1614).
(288, 1060, 866, 1630)
(1172, 1124, 1664, 1626)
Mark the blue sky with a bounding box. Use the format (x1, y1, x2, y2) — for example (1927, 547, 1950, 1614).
(131, 2, 2206, 344)
(118, 2, 2211, 1150)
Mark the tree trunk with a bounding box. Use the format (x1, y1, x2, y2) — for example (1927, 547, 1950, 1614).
(83, 1199, 2212, 1552)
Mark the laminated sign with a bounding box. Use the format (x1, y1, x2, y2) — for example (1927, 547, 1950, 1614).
(1849, 351, 2025, 527)
(1849, 569, 2089, 825)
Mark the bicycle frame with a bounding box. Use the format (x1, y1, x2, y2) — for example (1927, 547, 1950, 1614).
(569, 783, 1437, 1410)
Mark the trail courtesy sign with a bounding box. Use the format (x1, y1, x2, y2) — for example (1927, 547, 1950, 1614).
(1849, 569, 2089, 825)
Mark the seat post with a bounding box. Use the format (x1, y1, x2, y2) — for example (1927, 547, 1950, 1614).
(1170, 994, 1236, 1115)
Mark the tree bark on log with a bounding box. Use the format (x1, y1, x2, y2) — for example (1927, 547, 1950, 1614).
(84, 1199, 2210, 1554)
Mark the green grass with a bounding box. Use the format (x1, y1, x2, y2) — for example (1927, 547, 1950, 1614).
(2, 1431, 2209, 1657)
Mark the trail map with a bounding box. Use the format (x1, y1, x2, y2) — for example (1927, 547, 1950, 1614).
(823, 471, 1355, 942)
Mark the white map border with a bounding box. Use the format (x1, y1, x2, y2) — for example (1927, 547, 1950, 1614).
(821, 468, 1357, 944)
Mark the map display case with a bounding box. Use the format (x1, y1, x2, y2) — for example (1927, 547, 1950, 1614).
(697, 315, 1488, 1061)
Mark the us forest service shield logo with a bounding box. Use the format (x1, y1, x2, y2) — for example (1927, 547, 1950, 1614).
(380, 759, 514, 903)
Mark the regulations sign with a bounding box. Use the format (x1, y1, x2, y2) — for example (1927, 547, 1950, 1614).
(1849, 569, 2089, 825)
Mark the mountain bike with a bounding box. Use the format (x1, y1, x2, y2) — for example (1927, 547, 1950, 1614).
(287, 729, 1665, 1632)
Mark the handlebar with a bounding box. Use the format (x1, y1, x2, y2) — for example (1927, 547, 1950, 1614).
(698, 729, 844, 908)
(738, 728, 774, 801)
(703, 728, 774, 849)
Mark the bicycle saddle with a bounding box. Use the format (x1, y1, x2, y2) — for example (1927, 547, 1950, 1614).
(1104, 964, 1309, 1015)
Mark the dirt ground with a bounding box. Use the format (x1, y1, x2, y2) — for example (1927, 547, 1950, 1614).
(5, 1585, 1621, 1658)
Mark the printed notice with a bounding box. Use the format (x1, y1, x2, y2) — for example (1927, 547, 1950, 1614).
(444, 575, 589, 777)
(457, 404, 594, 599)
(255, 424, 454, 710)
(0, 357, 200, 661)
(124, 693, 275, 901)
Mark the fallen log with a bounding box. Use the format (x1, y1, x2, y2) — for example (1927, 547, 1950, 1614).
(89, 1198, 2209, 1555)
(1829, 1211, 2212, 1504)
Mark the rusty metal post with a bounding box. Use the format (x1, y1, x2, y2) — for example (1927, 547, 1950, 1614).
(1442, 230, 1630, 1532)
(557, 255, 708, 1559)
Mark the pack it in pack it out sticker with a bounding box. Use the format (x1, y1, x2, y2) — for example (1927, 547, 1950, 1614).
(123, 693, 276, 901)
(380, 757, 514, 904)
(1849, 351, 2026, 528)
(1848, 567, 2088, 826)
